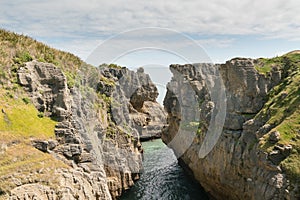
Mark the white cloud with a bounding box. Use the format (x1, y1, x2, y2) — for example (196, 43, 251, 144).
(0, 0, 299, 63)
(1, 0, 300, 39)
(85, 28, 215, 65)
(196, 38, 234, 48)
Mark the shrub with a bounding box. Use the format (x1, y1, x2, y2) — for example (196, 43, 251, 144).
(37, 112, 44, 118)
(13, 51, 33, 64)
(22, 97, 31, 104)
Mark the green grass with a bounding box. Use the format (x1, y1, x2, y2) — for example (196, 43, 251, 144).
(64, 71, 78, 88)
(0, 143, 67, 177)
(254, 56, 282, 74)
(281, 152, 300, 184)
(254, 53, 300, 75)
(0, 29, 128, 197)
(0, 88, 67, 196)
(108, 63, 122, 69)
(0, 29, 123, 91)
(181, 121, 199, 131)
(255, 64, 272, 74)
(256, 52, 300, 183)
(100, 76, 115, 86)
(0, 89, 57, 139)
(258, 69, 300, 146)
(99, 63, 123, 69)
(13, 50, 33, 65)
(0, 29, 79, 195)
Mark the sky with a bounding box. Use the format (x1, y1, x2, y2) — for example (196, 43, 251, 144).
(0, 0, 300, 101)
(1, 0, 299, 64)
(1, 0, 300, 103)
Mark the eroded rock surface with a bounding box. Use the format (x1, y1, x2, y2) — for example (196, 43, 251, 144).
(13, 61, 166, 199)
(101, 66, 167, 141)
(162, 58, 299, 200)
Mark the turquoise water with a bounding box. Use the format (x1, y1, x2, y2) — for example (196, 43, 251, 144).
(119, 139, 209, 200)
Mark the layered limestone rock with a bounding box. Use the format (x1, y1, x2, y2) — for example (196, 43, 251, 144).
(100, 66, 167, 141)
(13, 61, 165, 199)
(162, 58, 299, 200)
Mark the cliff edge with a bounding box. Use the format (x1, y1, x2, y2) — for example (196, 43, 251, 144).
(162, 53, 300, 199)
(0, 29, 166, 199)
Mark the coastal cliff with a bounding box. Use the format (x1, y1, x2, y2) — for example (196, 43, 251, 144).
(0, 30, 166, 199)
(162, 53, 300, 199)
(1, 29, 299, 200)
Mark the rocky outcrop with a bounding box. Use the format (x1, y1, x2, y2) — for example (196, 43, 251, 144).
(17, 61, 71, 121)
(162, 58, 299, 200)
(13, 61, 166, 199)
(100, 66, 167, 141)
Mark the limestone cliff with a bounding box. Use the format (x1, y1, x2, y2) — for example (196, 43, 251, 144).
(6, 61, 136, 199)
(4, 60, 166, 200)
(0, 60, 165, 200)
(99, 66, 167, 141)
(162, 53, 300, 200)
(0, 29, 167, 199)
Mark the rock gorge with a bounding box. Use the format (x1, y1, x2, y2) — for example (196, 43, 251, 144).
(0, 29, 299, 200)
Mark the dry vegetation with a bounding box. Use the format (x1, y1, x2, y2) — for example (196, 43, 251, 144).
(0, 30, 77, 197)
(0, 29, 84, 88)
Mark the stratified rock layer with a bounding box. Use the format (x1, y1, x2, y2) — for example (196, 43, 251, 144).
(101, 66, 167, 141)
(162, 58, 299, 200)
(13, 61, 166, 199)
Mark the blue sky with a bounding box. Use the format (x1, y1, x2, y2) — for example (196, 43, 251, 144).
(1, 0, 299, 66)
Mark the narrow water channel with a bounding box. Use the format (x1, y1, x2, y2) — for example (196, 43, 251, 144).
(120, 139, 209, 200)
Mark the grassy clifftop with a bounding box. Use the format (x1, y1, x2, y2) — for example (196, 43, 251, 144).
(0, 29, 83, 88)
(0, 29, 81, 197)
(0, 88, 69, 197)
(256, 52, 300, 183)
(0, 29, 143, 199)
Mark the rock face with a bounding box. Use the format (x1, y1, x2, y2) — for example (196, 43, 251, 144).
(101, 66, 167, 141)
(14, 61, 166, 199)
(162, 58, 299, 200)
(17, 61, 71, 121)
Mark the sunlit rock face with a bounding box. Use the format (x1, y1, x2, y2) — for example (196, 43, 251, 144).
(13, 61, 166, 199)
(162, 58, 299, 200)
